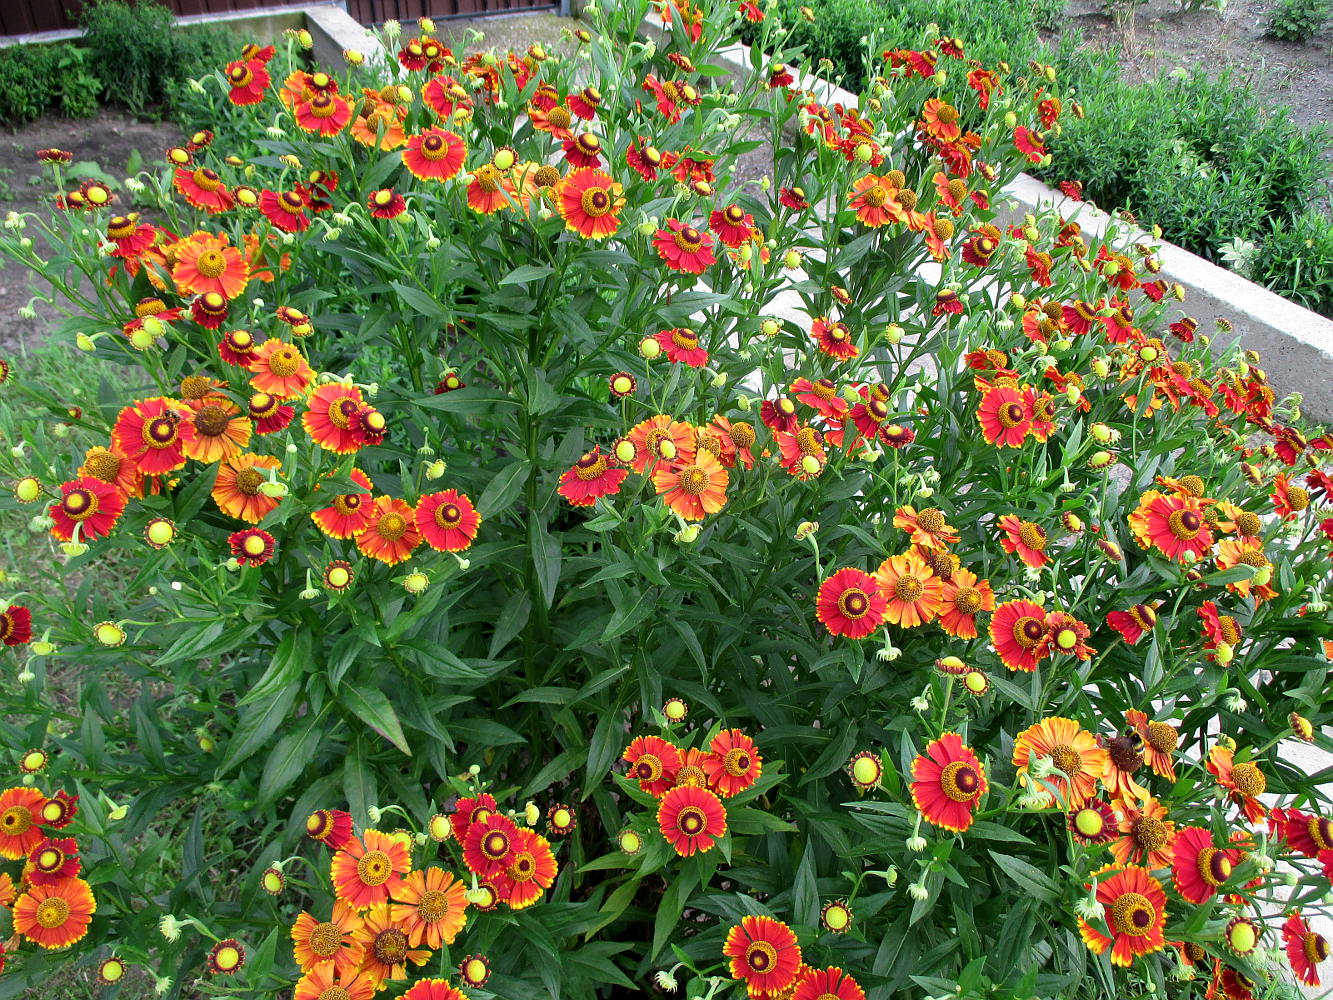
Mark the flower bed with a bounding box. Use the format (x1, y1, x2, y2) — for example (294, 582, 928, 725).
(750, 0, 1333, 319)
(0, 0, 1331, 997)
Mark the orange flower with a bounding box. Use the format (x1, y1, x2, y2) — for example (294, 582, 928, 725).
(657, 785, 726, 857)
(1011, 717, 1107, 810)
(1214, 538, 1277, 604)
(293, 966, 377, 1000)
(290, 901, 365, 977)
(0, 787, 46, 860)
(172, 233, 250, 300)
(892, 506, 959, 550)
(937, 567, 994, 639)
(182, 397, 251, 463)
(1128, 490, 1213, 563)
(652, 451, 729, 520)
(1206, 746, 1267, 823)
(1124, 709, 1177, 781)
(331, 831, 411, 910)
(997, 514, 1049, 568)
(212, 453, 282, 523)
(466, 165, 515, 215)
(390, 867, 468, 948)
(723, 916, 802, 997)
(355, 496, 421, 565)
(248, 339, 315, 399)
(626, 414, 696, 474)
(873, 552, 942, 628)
(402, 127, 467, 182)
(848, 173, 906, 228)
(352, 903, 431, 988)
(12, 877, 96, 949)
(1110, 795, 1176, 869)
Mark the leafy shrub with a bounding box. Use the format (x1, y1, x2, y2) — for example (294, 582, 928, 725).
(79, 0, 238, 117)
(1252, 211, 1333, 315)
(0, 2, 1331, 998)
(1266, 0, 1332, 41)
(0, 42, 103, 126)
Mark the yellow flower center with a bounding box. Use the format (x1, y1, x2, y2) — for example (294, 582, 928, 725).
(940, 761, 980, 802)
(1230, 762, 1266, 798)
(723, 747, 751, 777)
(1197, 847, 1231, 886)
(916, 508, 946, 532)
(1013, 615, 1045, 649)
(678, 467, 710, 496)
(61, 488, 98, 521)
(36, 896, 70, 928)
(84, 450, 123, 482)
(309, 921, 342, 956)
(574, 452, 609, 481)
(1146, 722, 1178, 753)
(838, 588, 869, 619)
(1108, 891, 1155, 937)
(746, 940, 778, 972)
(143, 415, 180, 448)
(318, 989, 350, 1000)
(1049, 744, 1081, 776)
(951, 587, 982, 615)
(633, 754, 663, 783)
(1235, 511, 1261, 535)
(893, 575, 924, 603)
(861, 184, 888, 208)
(194, 404, 232, 437)
(674, 228, 702, 252)
(267, 348, 302, 378)
(507, 853, 536, 882)
(417, 889, 452, 923)
(372, 927, 408, 964)
(195, 250, 227, 278)
(482, 830, 510, 859)
(729, 422, 756, 448)
(357, 850, 392, 886)
(1285, 486, 1310, 511)
(1133, 816, 1168, 852)
(235, 468, 265, 496)
(1305, 932, 1329, 965)
(1017, 522, 1046, 550)
(1167, 508, 1201, 540)
(546, 106, 572, 129)
(1217, 615, 1242, 645)
(377, 512, 407, 541)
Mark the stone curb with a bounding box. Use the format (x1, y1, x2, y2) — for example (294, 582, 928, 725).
(700, 34, 1333, 423)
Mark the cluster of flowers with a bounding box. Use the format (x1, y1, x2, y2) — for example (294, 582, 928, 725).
(722, 914, 865, 1000)
(0, 765, 93, 966)
(289, 792, 565, 997)
(851, 701, 1332, 989)
(620, 712, 762, 857)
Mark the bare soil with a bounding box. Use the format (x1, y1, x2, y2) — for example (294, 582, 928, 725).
(0, 111, 181, 356)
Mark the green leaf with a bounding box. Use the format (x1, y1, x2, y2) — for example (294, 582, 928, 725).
(987, 850, 1058, 902)
(532, 529, 562, 609)
(256, 710, 326, 806)
(340, 681, 411, 756)
(499, 263, 554, 285)
(477, 460, 529, 519)
(392, 280, 450, 319)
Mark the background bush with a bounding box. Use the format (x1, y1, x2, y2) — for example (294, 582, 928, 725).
(0, 42, 102, 125)
(1266, 0, 1331, 42)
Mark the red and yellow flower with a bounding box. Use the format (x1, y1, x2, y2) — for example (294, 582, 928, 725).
(792, 966, 865, 1000)
(623, 735, 682, 797)
(654, 219, 716, 274)
(1110, 795, 1176, 869)
(331, 831, 411, 910)
(998, 514, 1049, 568)
(977, 385, 1033, 447)
(702, 729, 762, 798)
(558, 448, 627, 507)
(893, 506, 959, 550)
(989, 599, 1050, 672)
(12, 877, 96, 950)
(1128, 490, 1213, 563)
(0, 787, 47, 860)
(1283, 911, 1327, 987)
(723, 915, 802, 997)
(353, 903, 430, 987)
(1171, 825, 1236, 904)
(556, 168, 624, 239)
(356, 496, 422, 565)
(1076, 865, 1168, 967)
(294, 966, 377, 1000)
(312, 469, 376, 538)
(816, 568, 887, 639)
(48, 476, 125, 542)
(911, 732, 987, 832)
(402, 128, 467, 182)
(414, 489, 480, 552)
(112, 396, 197, 475)
(493, 829, 558, 909)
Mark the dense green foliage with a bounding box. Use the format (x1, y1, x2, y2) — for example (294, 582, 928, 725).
(1266, 0, 1331, 42)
